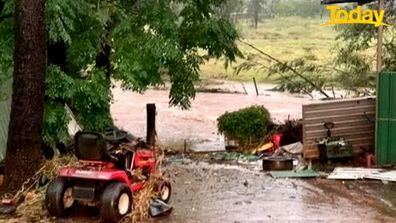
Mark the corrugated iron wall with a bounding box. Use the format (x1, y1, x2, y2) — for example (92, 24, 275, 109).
(0, 79, 12, 162)
(303, 97, 376, 159)
(376, 72, 396, 165)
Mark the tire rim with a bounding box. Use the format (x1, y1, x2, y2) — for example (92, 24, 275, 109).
(161, 186, 170, 201)
(118, 193, 130, 215)
(63, 188, 74, 208)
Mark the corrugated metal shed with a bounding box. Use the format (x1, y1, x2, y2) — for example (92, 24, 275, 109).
(303, 97, 376, 159)
(0, 79, 12, 162)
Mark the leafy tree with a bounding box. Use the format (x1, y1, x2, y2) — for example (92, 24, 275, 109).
(0, 0, 241, 157)
(248, 0, 264, 28)
(245, 0, 278, 28)
(331, 2, 396, 93)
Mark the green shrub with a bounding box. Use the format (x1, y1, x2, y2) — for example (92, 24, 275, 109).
(217, 105, 272, 148)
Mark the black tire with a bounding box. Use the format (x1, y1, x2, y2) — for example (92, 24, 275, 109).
(45, 178, 76, 217)
(157, 180, 172, 203)
(100, 182, 133, 223)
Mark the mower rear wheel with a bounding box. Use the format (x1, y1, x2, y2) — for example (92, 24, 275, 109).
(100, 182, 132, 223)
(45, 178, 76, 217)
(157, 180, 172, 203)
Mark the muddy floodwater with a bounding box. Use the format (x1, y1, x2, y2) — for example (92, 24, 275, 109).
(111, 82, 313, 152)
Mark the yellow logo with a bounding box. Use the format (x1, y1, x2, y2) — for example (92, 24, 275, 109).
(321, 5, 390, 27)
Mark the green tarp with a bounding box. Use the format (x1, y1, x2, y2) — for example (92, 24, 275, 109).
(269, 169, 321, 178)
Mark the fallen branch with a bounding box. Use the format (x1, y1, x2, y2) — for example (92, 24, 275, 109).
(239, 40, 330, 98)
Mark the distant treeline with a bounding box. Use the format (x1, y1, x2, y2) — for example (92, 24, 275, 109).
(222, 0, 327, 25)
(273, 0, 325, 18)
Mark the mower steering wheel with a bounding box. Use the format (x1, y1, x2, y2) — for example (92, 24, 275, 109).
(104, 130, 128, 145)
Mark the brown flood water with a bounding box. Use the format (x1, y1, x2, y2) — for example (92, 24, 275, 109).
(111, 82, 313, 152)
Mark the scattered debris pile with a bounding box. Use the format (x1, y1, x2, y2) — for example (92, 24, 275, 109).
(327, 167, 396, 183)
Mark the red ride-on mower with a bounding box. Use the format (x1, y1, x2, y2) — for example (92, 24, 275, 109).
(45, 131, 172, 223)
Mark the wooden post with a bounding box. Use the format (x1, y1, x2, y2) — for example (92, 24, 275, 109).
(146, 103, 156, 146)
(241, 83, 248, 95)
(253, 77, 259, 96)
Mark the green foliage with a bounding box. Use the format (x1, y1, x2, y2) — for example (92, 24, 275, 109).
(46, 65, 76, 100)
(112, 0, 241, 109)
(236, 52, 329, 97)
(71, 68, 112, 131)
(269, 58, 328, 96)
(1, 0, 241, 149)
(333, 46, 375, 93)
(42, 103, 70, 148)
(217, 105, 272, 147)
(44, 65, 113, 147)
(331, 3, 396, 93)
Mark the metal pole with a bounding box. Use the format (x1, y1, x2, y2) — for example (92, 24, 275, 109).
(375, 0, 384, 165)
(377, 0, 384, 73)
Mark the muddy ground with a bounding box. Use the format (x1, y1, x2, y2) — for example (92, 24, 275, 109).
(3, 156, 395, 223)
(152, 158, 396, 223)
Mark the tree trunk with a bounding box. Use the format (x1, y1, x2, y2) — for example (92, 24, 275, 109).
(253, 0, 259, 29)
(4, 0, 46, 192)
(253, 10, 258, 29)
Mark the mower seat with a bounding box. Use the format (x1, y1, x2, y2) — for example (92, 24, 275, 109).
(74, 131, 119, 164)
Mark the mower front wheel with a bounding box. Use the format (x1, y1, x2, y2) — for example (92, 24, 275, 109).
(100, 182, 133, 223)
(157, 180, 172, 203)
(45, 178, 76, 217)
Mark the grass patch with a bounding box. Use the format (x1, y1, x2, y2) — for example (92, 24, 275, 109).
(199, 16, 337, 83)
